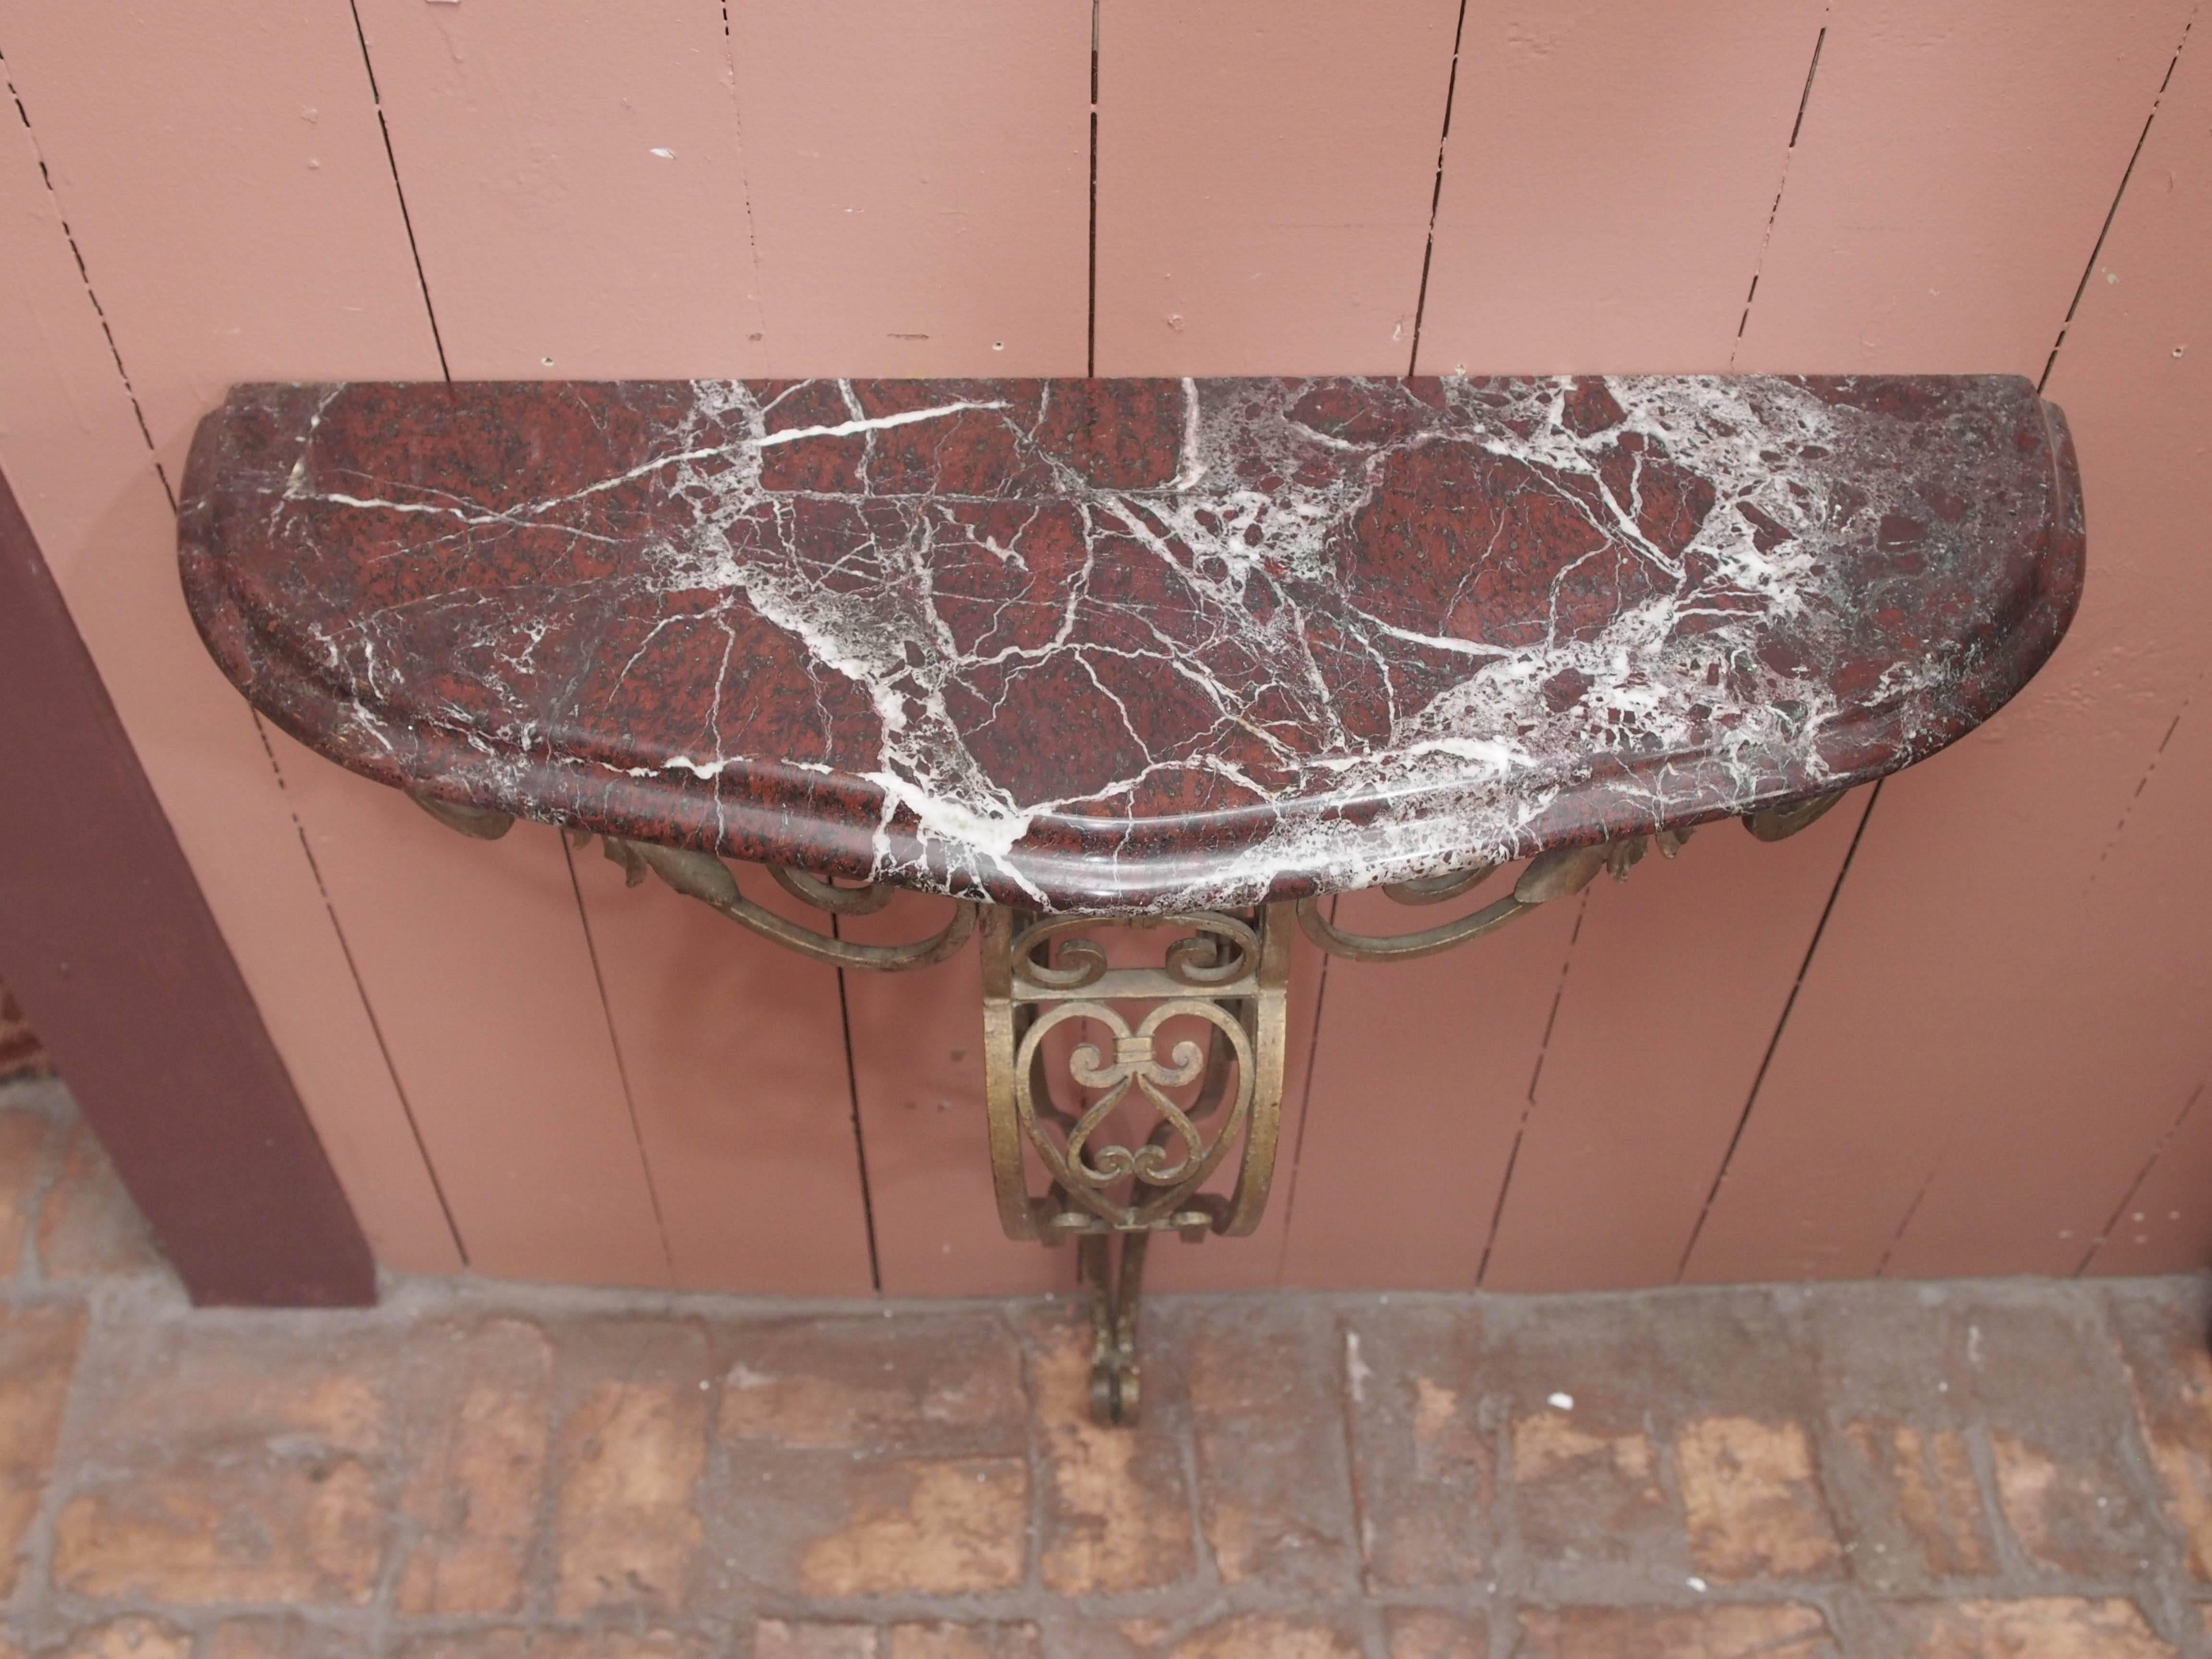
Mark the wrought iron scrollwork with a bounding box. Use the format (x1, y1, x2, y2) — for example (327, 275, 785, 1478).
(1296, 831, 1684, 961)
(589, 832, 974, 972)
(982, 903, 1291, 1423)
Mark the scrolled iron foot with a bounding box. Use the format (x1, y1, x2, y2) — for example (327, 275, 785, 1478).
(1081, 1230, 1147, 1425)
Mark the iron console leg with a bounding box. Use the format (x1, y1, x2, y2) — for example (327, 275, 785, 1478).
(979, 903, 1293, 1423)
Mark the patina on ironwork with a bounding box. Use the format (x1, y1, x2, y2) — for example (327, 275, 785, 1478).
(404, 785, 1848, 1423)
(981, 902, 1292, 1422)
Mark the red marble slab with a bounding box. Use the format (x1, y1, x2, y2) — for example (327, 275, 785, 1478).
(177, 377, 2082, 914)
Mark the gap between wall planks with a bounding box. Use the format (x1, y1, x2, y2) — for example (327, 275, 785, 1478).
(1404, 0, 1848, 1296)
(347, 0, 1093, 1291)
(1292, 0, 2210, 1292)
(372, 0, 1093, 1286)
(1685, 0, 2211, 1286)
(1909, 14, 2212, 1281)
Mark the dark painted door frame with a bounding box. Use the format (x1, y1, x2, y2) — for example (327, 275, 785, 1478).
(0, 463, 375, 1306)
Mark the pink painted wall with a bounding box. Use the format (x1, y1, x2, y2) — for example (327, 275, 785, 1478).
(0, 0, 2205, 1297)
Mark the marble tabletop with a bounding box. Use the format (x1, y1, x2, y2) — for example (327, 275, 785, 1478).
(178, 375, 2083, 913)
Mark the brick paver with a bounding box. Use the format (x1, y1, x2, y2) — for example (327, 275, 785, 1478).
(3, 1077, 2212, 1656)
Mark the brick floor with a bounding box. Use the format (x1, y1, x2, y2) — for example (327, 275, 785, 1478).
(4, 1077, 2212, 1655)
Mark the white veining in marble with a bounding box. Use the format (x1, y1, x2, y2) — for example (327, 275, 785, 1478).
(232, 374, 2053, 911)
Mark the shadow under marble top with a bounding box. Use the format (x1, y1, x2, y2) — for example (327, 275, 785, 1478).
(177, 375, 2083, 914)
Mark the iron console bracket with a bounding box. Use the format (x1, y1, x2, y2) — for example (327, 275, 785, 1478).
(409, 786, 1842, 1424)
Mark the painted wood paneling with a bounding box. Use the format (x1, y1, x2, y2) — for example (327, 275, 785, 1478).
(1375, 0, 1863, 1298)
(730, 0, 1091, 378)
(1858, 27, 2212, 1280)
(842, 892, 1048, 1296)
(352, 0, 769, 380)
(1094, 0, 1461, 375)
(1479, 806, 1866, 1292)
(0, 0, 442, 472)
(1686, 3, 2209, 1284)
(1415, 0, 1827, 375)
(567, 857, 874, 1295)
(265, 741, 666, 1286)
(1280, 890, 1582, 1289)
(349, 0, 878, 1288)
(2075, 697, 2212, 1278)
(3, 0, 2208, 1295)
(1734, 0, 2198, 375)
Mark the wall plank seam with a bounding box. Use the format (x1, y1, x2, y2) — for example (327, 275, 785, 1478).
(830, 940, 886, 1295)
(2084, 1076, 2208, 1274)
(347, 6, 696, 1276)
(0, 48, 170, 500)
(341, 0, 449, 376)
(1404, 0, 1470, 378)
(712, 0, 770, 349)
(1269, 895, 1336, 1286)
(563, 840, 674, 1281)
(1839, 4, 2204, 1275)
(1677, 784, 1882, 1283)
(1729, 13, 1832, 365)
(1476, 894, 1587, 1287)
(252, 716, 471, 1266)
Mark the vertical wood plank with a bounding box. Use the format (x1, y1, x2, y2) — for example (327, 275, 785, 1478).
(730, 0, 1091, 378)
(726, 0, 1093, 1294)
(0, 0, 441, 472)
(0, 0, 670, 1284)
(351, 0, 769, 379)
(1683, 0, 2200, 1283)
(0, 16, 457, 1271)
(1389, 0, 1854, 1298)
(268, 740, 668, 1286)
(1479, 807, 1864, 1291)
(1093, 0, 1460, 375)
(1279, 891, 1580, 1290)
(842, 892, 1053, 1297)
(1735, 0, 2197, 375)
(1414, 0, 1827, 374)
(567, 856, 875, 1295)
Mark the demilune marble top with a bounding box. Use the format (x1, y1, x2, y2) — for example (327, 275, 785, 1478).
(177, 375, 2084, 914)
